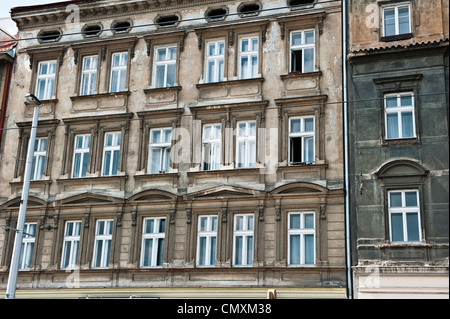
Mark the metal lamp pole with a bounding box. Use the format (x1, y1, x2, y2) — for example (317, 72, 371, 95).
(5, 94, 41, 299)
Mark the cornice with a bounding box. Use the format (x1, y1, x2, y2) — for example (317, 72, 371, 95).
(12, 0, 230, 30)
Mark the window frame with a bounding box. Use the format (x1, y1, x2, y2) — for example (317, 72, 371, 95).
(60, 220, 82, 270)
(289, 29, 316, 74)
(35, 60, 57, 101)
(109, 51, 129, 93)
(384, 92, 416, 140)
(205, 39, 226, 83)
(79, 55, 99, 96)
(288, 116, 315, 164)
(140, 217, 166, 268)
(152, 44, 178, 89)
(147, 127, 172, 174)
(232, 214, 254, 267)
(382, 3, 412, 37)
(31, 137, 48, 181)
(101, 131, 122, 177)
(287, 212, 315, 266)
(71, 134, 91, 178)
(196, 215, 218, 267)
(19, 223, 37, 270)
(202, 123, 222, 171)
(238, 35, 260, 80)
(236, 120, 257, 169)
(388, 189, 422, 243)
(92, 219, 114, 269)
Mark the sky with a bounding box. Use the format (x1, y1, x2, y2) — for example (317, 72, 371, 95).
(0, 0, 58, 36)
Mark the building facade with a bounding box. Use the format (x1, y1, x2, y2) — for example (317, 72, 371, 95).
(347, 0, 449, 298)
(0, 0, 347, 299)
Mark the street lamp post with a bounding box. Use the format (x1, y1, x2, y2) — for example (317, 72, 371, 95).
(5, 94, 41, 299)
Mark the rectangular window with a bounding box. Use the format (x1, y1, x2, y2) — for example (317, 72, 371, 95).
(288, 212, 315, 265)
(31, 137, 48, 181)
(236, 121, 256, 168)
(289, 117, 315, 164)
(19, 223, 37, 270)
(35, 60, 57, 100)
(153, 46, 177, 88)
(92, 219, 113, 268)
(389, 190, 421, 242)
(80, 55, 98, 96)
(239, 36, 259, 79)
(109, 52, 128, 93)
(72, 134, 91, 178)
(61, 221, 81, 269)
(384, 92, 416, 139)
(206, 40, 225, 83)
(140, 218, 166, 267)
(148, 128, 172, 174)
(197, 215, 217, 266)
(202, 124, 221, 171)
(233, 214, 254, 266)
(383, 4, 411, 37)
(102, 132, 121, 176)
(290, 30, 315, 73)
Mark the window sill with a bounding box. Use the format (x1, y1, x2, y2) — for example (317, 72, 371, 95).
(380, 33, 413, 42)
(70, 91, 131, 112)
(379, 242, 432, 249)
(187, 167, 264, 185)
(280, 71, 322, 79)
(196, 77, 264, 89)
(382, 137, 420, 146)
(70, 91, 131, 101)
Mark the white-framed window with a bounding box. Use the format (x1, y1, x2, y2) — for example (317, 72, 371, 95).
(153, 45, 177, 88)
(72, 134, 91, 178)
(388, 190, 421, 242)
(148, 128, 172, 174)
(236, 121, 256, 168)
(382, 3, 411, 37)
(202, 123, 221, 171)
(35, 60, 57, 100)
(288, 212, 315, 265)
(384, 92, 416, 139)
(31, 137, 48, 181)
(102, 132, 121, 176)
(233, 214, 254, 266)
(61, 221, 81, 269)
(290, 30, 315, 73)
(19, 223, 37, 270)
(289, 116, 315, 164)
(205, 40, 225, 83)
(80, 55, 98, 96)
(197, 215, 217, 266)
(140, 217, 166, 268)
(92, 219, 113, 268)
(239, 36, 259, 79)
(109, 52, 128, 93)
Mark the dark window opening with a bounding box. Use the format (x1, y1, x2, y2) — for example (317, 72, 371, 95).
(291, 50, 303, 73)
(238, 3, 261, 16)
(156, 15, 180, 27)
(38, 30, 62, 42)
(206, 8, 228, 21)
(289, 0, 315, 8)
(83, 24, 102, 37)
(289, 137, 303, 164)
(112, 21, 132, 33)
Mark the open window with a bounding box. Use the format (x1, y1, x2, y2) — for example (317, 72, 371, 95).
(290, 30, 315, 74)
(288, 0, 315, 9)
(238, 2, 261, 17)
(111, 20, 132, 33)
(82, 24, 102, 37)
(205, 7, 228, 21)
(289, 117, 315, 165)
(155, 15, 180, 28)
(37, 29, 62, 43)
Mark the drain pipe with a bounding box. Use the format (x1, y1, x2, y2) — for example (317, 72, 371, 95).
(342, 0, 353, 299)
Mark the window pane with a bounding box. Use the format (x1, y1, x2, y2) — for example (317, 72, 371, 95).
(157, 238, 165, 266)
(292, 32, 302, 46)
(241, 39, 249, 52)
(390, 192, 402, 207)
(290, 214, 300, 229)
(304, 136, 314, 162)
(235, 236, 243, 265)
(400, 94, 413, 106)
(211, 216, 218, 231)
(304, 234, 314, 264)
(198, 237, 206, 265)
(235, 216, 244, 230)
(81, 152, 89, 177)
(406, 213, 420, 241)
(304, 118, 314, 132)
(210, 237, 216, 265)
(73, 153, 81, 177)
(304, 214, 314, 229)
(169, 47, 177, 60)
(151, 130, 161, 143)
(142, 238, 153, 266)
(385, 96, 398, 108)
(305, 31, 314, 44)
(251, 55, 258, 77)
(289, 235, 300, 264)
(159, 219, 166, 233)
(150, 148, 162, 174)
(94, 240, 103, 267)
(251, 38, 258, 51)
(247, 215, 254, 231)
(103, 151, 111, 175)
(398, 7, 410, 34)
(391, 213, 404, 241)
(163, 129, 172, 144)
(207, 61, 215, 83)
(401, 112, 414, 137)
(246, 236, 253, 265)
(199, 217, 207, 232)
(240, 56, 248, 78)
(290, 119, 301, 133)
(304, 48, 314, 73)
(386, 113, 399, 139)
(167, 64, 176, 87)
(157, 48, 166, 61)
(405, 191, 418, 207)
(384, 8, 396, 36)
(145, 219, 155, 234)
(218, 60, 224, 81)
(208, 43, 216, 56)
(155, 65, 165, 88)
